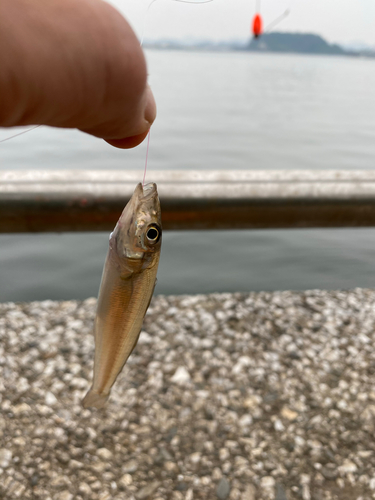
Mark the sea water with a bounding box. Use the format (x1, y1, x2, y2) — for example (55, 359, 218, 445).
(1, 50, 375, 301)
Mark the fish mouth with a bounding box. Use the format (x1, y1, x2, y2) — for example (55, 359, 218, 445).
(127, 183, 159, 213)
(141, 183, 157, 200)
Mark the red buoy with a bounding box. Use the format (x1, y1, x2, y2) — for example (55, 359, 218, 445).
(252, 14, 263, 38)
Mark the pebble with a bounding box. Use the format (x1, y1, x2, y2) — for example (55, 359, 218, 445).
(54, 492, 73, 500)
(238, 414, 252, 427)
(275, 484, 288, 500)
(98, 492, 111, 500)
(96, 448, 113, 461)
(122, 459, 138, 473)
(12, 403, 31, 416)
(189, 452, 201, 464)
(136, 481, 160, 499)
(274, 419, 285, 432)
(7, 482, 25, 498)
(90, 481, 102, 492)
(280, 407, 298, 421)
(216, 477, 231, 499)
(50, 476, 70, 488)
(261, 477, 276, 489)
(321, 466, 338, 480)
(0, 449, 12, 468)
(78, 483, 92, 496)
(118, 474, 133, 487)
(185, 490, 194, 500)
(170, 367, 191, 385)
(242, 485, 256, 500)
(219, 448, 230, 461)
(45, 392, 58, 406)
(164, 461, 179, 473)
(338, 460, 358, 474)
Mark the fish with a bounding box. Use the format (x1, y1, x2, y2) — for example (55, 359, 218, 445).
(82, 182, 162, 409)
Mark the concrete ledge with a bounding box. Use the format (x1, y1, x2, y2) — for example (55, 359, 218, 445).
(2, 170, 375, 231)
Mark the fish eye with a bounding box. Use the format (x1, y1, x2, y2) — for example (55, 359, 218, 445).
(146, 225, 161, 243)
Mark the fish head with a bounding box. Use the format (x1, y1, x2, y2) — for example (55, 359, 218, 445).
(110, 183, 162, 265)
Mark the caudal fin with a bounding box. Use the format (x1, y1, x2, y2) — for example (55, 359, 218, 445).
(82, 389, 109, 409)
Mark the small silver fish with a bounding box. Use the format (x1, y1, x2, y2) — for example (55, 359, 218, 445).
(83, 182, 162, 409)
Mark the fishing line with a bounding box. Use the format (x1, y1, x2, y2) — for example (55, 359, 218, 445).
(140, 0, 214, 184)
(141, 0, 214, 45)
(263, 0, 293, 33)
(264, 8, 290, 33)
(0, 125, 41, 143)
(142, 129, 151, 187)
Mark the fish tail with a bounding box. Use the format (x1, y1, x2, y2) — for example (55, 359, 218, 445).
(82, 388, 109, 409)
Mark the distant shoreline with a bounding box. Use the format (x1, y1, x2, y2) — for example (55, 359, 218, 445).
(143, 32, 375, 59)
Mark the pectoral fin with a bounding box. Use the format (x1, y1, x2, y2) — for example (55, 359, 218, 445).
(128, 279, 157, 357)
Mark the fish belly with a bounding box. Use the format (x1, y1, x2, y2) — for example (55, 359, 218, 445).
(83, 256, 158, 408)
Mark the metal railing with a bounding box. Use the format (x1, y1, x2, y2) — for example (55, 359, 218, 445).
(2, 169, 375, 232)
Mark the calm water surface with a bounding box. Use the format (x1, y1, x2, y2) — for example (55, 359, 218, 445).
(1, 51, 375, 301)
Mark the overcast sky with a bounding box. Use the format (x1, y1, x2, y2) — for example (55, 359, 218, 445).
(107, 0, 375, 46)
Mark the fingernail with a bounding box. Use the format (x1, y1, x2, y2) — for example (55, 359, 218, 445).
(143, 85, 156, 126)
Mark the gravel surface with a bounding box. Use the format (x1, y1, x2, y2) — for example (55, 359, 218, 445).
(1, 289, 375, 500)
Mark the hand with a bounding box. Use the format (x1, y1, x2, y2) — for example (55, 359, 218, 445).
(0, 0, 156, 149)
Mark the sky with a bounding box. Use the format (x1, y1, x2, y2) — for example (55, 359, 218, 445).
(107, 0, 375, 47)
